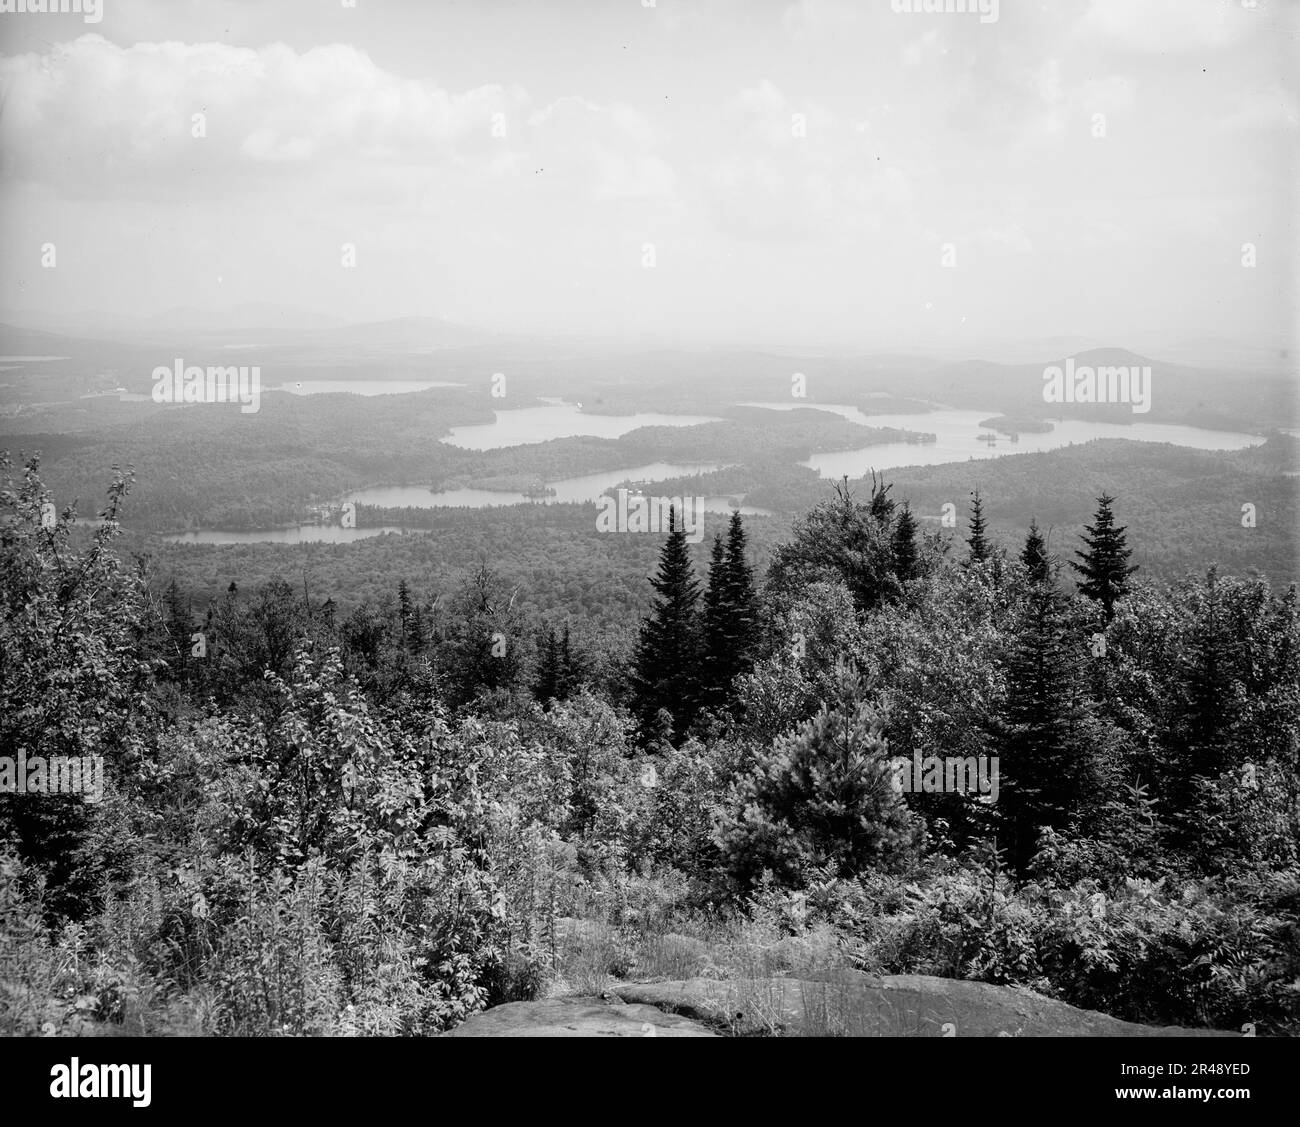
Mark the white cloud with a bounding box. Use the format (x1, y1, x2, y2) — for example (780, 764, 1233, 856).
(0, 36, 524, 198)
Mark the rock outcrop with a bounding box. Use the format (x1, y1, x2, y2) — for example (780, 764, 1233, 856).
(445, 972, 1238, 1037)
(442, 996, 716, 1037)
(611, 975, 1237, 1037)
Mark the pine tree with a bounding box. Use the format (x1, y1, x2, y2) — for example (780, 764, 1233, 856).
(892, 502, 919, 583)
(1021, 518, 1052, 585)
(1070, 492, 1138, 621)
(719, 661, 920, 886)
(632, 505, 703, 741)
(966, 489, 990, 565)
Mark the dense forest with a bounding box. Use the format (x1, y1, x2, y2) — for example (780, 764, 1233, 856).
(2, 453, 1297, 1036)
(55, 434, 1288, 652)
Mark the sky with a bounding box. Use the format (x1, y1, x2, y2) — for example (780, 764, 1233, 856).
(0, 0, 1296, 356)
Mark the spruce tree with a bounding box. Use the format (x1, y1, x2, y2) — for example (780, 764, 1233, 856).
(966, 489, 990, 565)
(632, 505, 703, 741)
(701, 513, 758, 711)
(722, 509, 757, 669)
(702, 533, 730, 708)
(1021, 518, 1052, 585)
(892, 502, 919, 583)
(1070, 492, 1137, 621)
(992, 578, 1093, 872)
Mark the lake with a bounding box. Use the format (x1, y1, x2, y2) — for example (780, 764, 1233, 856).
(443, 399, 721, 450)
(166, 462, 772, 544)
(750, 405, 1268, 477)
(345, 462, 722, 508)
(347, 463, 771, 517)
(161, 401, 1262, 544)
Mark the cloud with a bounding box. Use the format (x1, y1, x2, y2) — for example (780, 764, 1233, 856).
(0, 36, 524, 200)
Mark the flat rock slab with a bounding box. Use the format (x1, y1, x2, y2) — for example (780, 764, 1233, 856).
(612, 975, 1236, 1038)
(443, 997, 716, 1037)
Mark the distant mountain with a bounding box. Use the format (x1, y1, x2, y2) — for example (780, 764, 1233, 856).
(937, 347, 1161, 379)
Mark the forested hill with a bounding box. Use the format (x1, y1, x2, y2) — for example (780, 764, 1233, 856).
(122, 435, 1298, 640)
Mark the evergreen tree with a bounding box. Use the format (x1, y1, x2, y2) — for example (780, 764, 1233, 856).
(723, 510, 757, 662)
(702, 533, 730, 707)
(534, 626, 560, 703)
(966, 489, 990, 565)
(719, 661, 920, 887)
(701, 513, 759, 711)
(162, 577, 192, 672)
(991, 578, 1094, 871)
(892, 502, 919, 583)
(446, 564, 523, 704)
(558, 623, 583, 698)
(868, 469, 897, 524)
(632, 505, 703, 741)
(1020, 518, 1052, 585)
(1070, 492, 1138, 621)
(534, 623, 583, 703)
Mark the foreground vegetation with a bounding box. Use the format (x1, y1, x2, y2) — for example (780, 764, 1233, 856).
(1, 454, 1297, 1036)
